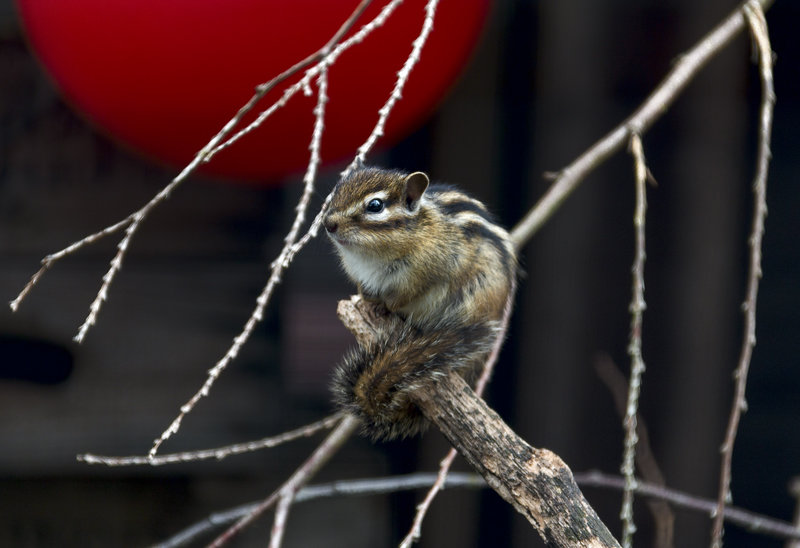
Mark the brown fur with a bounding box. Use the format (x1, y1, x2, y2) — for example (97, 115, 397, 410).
(325, 167, 516, 440)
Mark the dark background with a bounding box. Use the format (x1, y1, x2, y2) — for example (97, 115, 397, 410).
(1, 1, 799, 547)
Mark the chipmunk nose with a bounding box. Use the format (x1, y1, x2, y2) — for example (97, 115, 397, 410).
(324, 218, 338, 234)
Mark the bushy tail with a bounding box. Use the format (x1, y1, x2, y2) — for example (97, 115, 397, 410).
(332, 318, 501, 440)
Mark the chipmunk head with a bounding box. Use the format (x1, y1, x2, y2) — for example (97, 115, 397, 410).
(323, 168, 431, 258)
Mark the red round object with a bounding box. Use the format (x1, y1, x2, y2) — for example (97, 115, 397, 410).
(16, 0, 489, 183)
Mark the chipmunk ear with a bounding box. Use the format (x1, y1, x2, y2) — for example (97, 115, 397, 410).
(403, 172, 429, 210)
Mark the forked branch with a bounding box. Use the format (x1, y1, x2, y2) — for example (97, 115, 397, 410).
(509, 0, 774, 247)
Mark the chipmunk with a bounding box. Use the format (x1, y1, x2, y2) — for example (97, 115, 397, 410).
(324, 167, 516, 440)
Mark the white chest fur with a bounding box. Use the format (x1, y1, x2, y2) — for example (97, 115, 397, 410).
(335, 242, 453, 326)
(335, 244, 407, 295)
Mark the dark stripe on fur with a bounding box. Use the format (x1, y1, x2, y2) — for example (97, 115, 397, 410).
(437, 199, 495, 224)
(459, 222, 514, 277)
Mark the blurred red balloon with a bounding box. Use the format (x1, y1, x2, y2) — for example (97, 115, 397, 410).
(16, 0, 489, 183)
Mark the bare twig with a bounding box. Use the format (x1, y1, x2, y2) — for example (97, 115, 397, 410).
(269, 493, 294, 548)
(711, 2, 774, 546)
(576, 471, 800, 542)
(208, 414, 360, 548)
(619, 133, 649, 547)
(287, 0, 439, 261)
(149, 0, 436, 459)
(350, 0, 438, 168)
(509, 0, 774, 249)
(205, 0, 376, 158)
(399, 449, 458, 548)
(77, 413, 342, 466)
(787, 478, 800, 548)
(8, 218, 130, 313)
(146, 0, 430, 459)
(9, 0, 369, 336)
(8, 0, 382, 342)
(189, 4, 447, 540)
(155, 471, 800, 548)
(82, 65, 335, 465)
(595, 356, 674, 548)
(154, 473, 486, 548)
(145, 53, 332, 459)
(398, 4, 779, 541)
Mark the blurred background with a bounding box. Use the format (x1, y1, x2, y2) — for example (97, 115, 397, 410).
(1, 0, 798, 546)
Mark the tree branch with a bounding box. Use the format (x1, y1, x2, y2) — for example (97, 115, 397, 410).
(575, 471, 800, 542)
(155, 471, 800, 548)
(154, 473, 487, 548)
(619, 132, 650, 548)
(399, 277, 517, 547)
(711, 2, 775, 546)
(595, 355, 674, 548)
(207, 414, 360, 547)
(77, 413, 343, 466)
(337, 295, 619, 546)
(788, 478, 800, 548)
(410, 370, 619, 547)
(509, 0, 774, 248)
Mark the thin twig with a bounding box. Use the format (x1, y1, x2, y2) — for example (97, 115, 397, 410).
(179, 3, 442, 541)
(149, 0, 424, 460)
(77, 413, 342, 466)
(154, 473, 486, 548)
(575, 471, 800, 542)
(148, 0, 427, 465)
(8, 218, 130, 312)
(787, 478, 800, 548)
(207, 0, 403, 158)
(145, 69, 330, 458)
(711, 2, 774, 546)
(206, 0, 375, 158)
(144, 2, 394, 459)
(276, 0, 432, 263)
(269, 493, 295, 548)
(620, 132, 649, 547)
(7, 0, 379, 338)
(509, 0, 774, 249)
(399, 450, 456, 548)
(349, 0, 437, 169)
(207, 414, 360, 548)
(396, 1, 772, 527)
(595, 356, 674, 548)
(154, 471, 800, 548)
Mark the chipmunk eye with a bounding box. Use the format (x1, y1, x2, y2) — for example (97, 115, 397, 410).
(366, 198, 384, 213)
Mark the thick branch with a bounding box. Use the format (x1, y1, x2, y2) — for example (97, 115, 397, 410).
(339, 295, 618, 546)
(411, 370, 619, 547)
